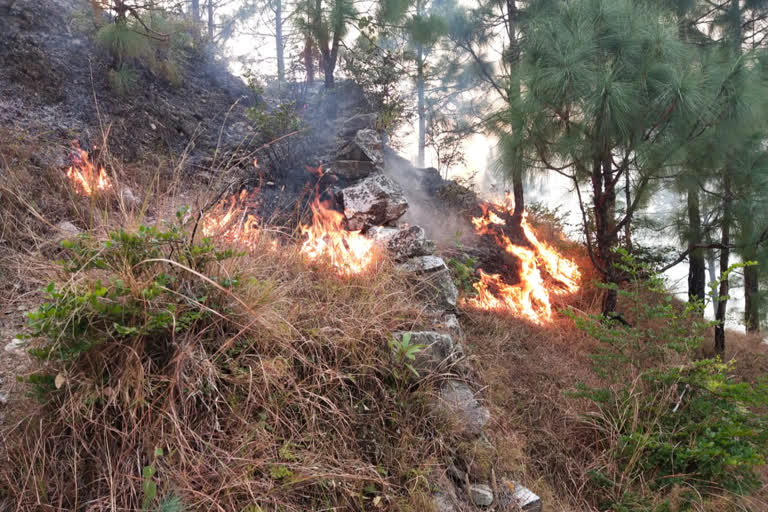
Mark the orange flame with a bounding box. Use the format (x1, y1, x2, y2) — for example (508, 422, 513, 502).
(66, 148, 113, 196)
(201, 189, 267, 250)
(299, 166, 375, 275)
(466, 197, 580, 323)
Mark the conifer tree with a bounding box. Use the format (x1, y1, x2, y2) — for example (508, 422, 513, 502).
(296, 0, 356, 87)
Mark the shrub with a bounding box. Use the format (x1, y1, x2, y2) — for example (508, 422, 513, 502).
(566, 250, 768, 510)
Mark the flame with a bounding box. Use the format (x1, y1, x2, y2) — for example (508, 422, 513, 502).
(201, 189, 267, 250)
(299, 166, 375, 275)
(466, 197, 580, 323)
(66, 148, 113, 196)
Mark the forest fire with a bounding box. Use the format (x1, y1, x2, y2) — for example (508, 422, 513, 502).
(299, 166, 376, 275)
(467, 197, 581, 323)
(65, 147, 112, 196)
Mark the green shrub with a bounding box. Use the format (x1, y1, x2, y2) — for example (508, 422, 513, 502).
(566, 250, 768, 509)
(447, 255, 477, 295)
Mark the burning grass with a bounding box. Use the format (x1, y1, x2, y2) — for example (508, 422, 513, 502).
(0, 213, 453, 511)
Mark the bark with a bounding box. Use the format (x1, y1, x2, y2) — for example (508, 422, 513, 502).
(416, 43, 426, 168)
(593, 153, 618, 315)
(744, 263, 760, 333)
(304, 38, 315, 84)
(191, 0, 199, 20)
(624, 170, 632, 251)
(275, 0, 284, 82)
(506, 0, 525, 227)
(207, 0, 213, 39)
(714, 175, 731, 356)
(687, 181, 706, 305)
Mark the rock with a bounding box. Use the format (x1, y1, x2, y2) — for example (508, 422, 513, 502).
(394, 331, 462, 371)
(56, 220, 80, 238)
(499, 480, 542, 512)
(396, 255, 448, 273)
(341, 174, 408, 230)
(120, 186, 138, 206)
(442, 314, 464, 342)
(336, 128, 384, 165)
(438, 380, 490, 436)
(0, 391, 8, 405)
(339, 113, 377, 136)
(5, 337, 28, 356)
(326, 160, 380, 180)
(469, 484, 494, 507)
(424, 269, 460, 311)
(368, 225, 434, 262)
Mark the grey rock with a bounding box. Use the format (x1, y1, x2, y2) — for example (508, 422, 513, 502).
(394, 331, 461, 371)
(442, 314, 464, 342)
(438, 380, 490, 436)
(396, 255, 448, 274)
(341, 174, 408, 230)
(336, 129, 384, 165)
(56, 220, 80, 237)
(326, 160, 380, 180)
(0, 391, 8, 405)
(424, 269, 460, 310)
(369, 225, 434, 262)
(498, 480, 542, 512)
(469, 484, 494, 507)
(5, 338, 28, 356)
(339, 113, 377, 136)
(120, 186, 138, 206)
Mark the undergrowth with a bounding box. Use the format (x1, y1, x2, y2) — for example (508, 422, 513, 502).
(0, 215, 446, 510)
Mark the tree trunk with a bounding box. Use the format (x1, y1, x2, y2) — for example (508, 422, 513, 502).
(714, 175, 731, 355)
(593, 154, 618, 316)
(207, 0, 213, 39)
(687, 181, 706, 306)
(304, 38, 315, 84)
(624, 171, 632, 251)
(416, 43, 426, 168)
(275, 0, 284, 82)
(191, 0, 199, 20)
(744, 263, 760, 333)
(506, 0, 525, 226)
(322, 52, 334, 87)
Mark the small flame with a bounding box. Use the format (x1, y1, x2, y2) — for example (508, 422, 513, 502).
(466, 197, 580, 323)
(201, 189, 267, 250)
(66, 148, 113, 196)
(299, 166, 375, 275)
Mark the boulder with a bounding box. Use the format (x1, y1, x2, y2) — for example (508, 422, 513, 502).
(368, 225, 435, 262)
(394, 331, 462, 371)
(339, 113, 377, 136)
(341, 174, 408, 230)
(55, 220, 80, 239)
(336, 128, 384, 165)
(438, 380, 490, 436)
(326, 160, 380, 181)
(396, 255, 448, 273)
(469, 484, 494, 508)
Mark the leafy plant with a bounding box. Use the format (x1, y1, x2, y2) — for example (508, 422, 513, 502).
(447, 256, 477, 295)
(566, 251, 768, 508)
(388, 332, 426, 378)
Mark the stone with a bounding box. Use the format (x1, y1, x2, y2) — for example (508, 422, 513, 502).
(469, 484, 494, 507)
(425, 269, 459, 311)
(326, 160, 380, 180)
(339, 113, 377, 136)
(336, 128, 384, 165)
(120, 186, 138, 206)
(396, 255, 448, 274)
(0, 391, 8, 405)
(499, 480, 543, 512)
(368, 225, 435, 262)
(442, 314, 464, 342)
(5, 337, 27, 356)
(341, 174, 408, 230)
(438, 380, 490, 436)
(56, 220, 80, 237)
(394, 331, 461, 371)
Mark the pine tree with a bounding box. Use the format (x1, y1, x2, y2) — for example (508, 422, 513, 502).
(512, 0, 730, 315)
(296, 0, 356, 87)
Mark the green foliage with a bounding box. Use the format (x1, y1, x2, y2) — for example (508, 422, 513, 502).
(95, 9, 192, 93)
(447, 255, 476, 295)
(389, 332, 426, 379)
(25, 221, 238, 376)
(566, 252, 768, 508)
